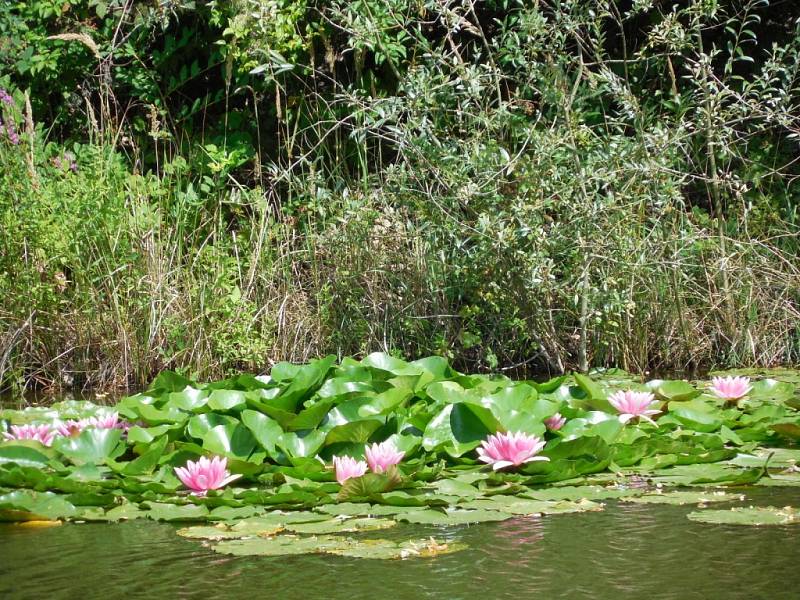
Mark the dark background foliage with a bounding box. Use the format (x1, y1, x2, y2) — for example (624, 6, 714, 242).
(1, 0, 799, 391)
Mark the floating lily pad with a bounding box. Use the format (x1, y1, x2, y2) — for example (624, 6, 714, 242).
(687, 506, 799, 526)
(210, 533, 467, 559)
(229, 512, 329, 532)
(213, 534, 345, 556)
(755, 470, 800, 487)
(0, 490, 77, 521)
(331, 537, 468, 560)
(143, 502, 210, 522)
(104, 503, 147, 521)
(457, 496, 603, 515)
(525, 485, 643, 502)
(314, 502, 428, 517)
(620, 491, 741, 505)
(208, 505, 264, 521)
(177, 525, 251, 540)
(285, 517, 396, 534)
(398, 508, 514, 525)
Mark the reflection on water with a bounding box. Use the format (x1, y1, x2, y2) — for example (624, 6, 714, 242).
(1, 488, 799, 600)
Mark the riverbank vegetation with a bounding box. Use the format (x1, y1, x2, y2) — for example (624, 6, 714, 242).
(1, 359, 800, 554)
(1, 1, 799, 392)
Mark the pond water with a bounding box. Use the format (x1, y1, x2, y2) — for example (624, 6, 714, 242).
(2, 487, 798, 600)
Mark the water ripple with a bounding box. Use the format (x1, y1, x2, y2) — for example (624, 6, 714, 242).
(1, 488, 799, 600)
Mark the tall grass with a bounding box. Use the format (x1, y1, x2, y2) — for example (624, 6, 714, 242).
(1, 0, 799, 392)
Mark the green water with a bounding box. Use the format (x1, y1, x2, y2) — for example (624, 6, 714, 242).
(2, 487, 798, 599)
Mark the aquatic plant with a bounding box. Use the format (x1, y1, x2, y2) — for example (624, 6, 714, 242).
(365, 441, 404, 474)
(2, 424, 57, 446)
(477, 432, 549, 471)
(55, 420, 86, 438)
(711, 376, 752, 401)
(333, 456, 369, 484)
(175, 456, 241, 496)
(544, 413, 566, 431)
(0, 357, 798, 536)
(608, 390, 661, 426)
(85, 412, 127, 431)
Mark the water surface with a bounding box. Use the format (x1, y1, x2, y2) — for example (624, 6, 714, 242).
(2, 488, 798, 599)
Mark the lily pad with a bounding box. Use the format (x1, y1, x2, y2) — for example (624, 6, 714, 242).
(0, 490, 77, 521)
(213, 534, 346, 556)
(143, 502, 210, 522)
(315, 503, 406, 517)
(177, 525, 252, 540)
(620, 491, 741, 505)
(285, 517, 396, 534)
(210, 533, 467, 560)
(687, 506, 799, 526)
(398, 508, 514, 525)
(458, 497, 603, 515)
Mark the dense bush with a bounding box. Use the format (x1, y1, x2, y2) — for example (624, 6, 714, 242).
(1, 1, 799, 391)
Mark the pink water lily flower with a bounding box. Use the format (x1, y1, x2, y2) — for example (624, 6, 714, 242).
(86, 412, 127, 430)
(477, 431, 549, 471)
(56, 420, 86, 438)
(332, 455, 368, 484)
(608, 390, 660, 426)
(174, 456, 241, 496)
(365, 440, 405, 473)
(544, 413, 566, 431)
(711, 376, 752, 401)
(3, 424, 57, 447)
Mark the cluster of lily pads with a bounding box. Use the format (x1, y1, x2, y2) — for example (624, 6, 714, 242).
(1, 354, 799, 559)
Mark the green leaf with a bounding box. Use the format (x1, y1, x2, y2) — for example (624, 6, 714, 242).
(270, 355, 336, 412)
(202, 423, 258, 460)
(164, 387, 208, 411)
(286, 517, 396, 534)
(669, 403, 722, 432)
(53, 429, 123, 465)
(0, 443, 53, 467)
(398, 508, 514, 525)
(770, 422, 800, 440)
(325, 420, 383, 445)
(0, 490, 77, 521)
(361, 353, 422, 376)
(573, 374, 614, 411)
(451, 402, 499, 442)
(532, 375, 568, 393)
(479, 385, 551, 434)
(148, 371, 193, 393)
(652, 380, 701, 402)
(317, 378, 374, 399)
(749, 379, 795, 401)
(143, 502, 210, 522)
(241, 410, 283, 455)
(686, 506, 799, 526)
(121, 435, 168, 476)
(522, 436, 611, 482)
(357, 388, 412, 417)
(620, 490, 738, 505)
(337, 467, 402, 501)
(288, 399, 334, 431)
(127, 424, 174, 444)
(277, 430, 326, 458)
(187, 413, 239, 440)
(137, 404, 188, 425)
(207, 389, 247, 412)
